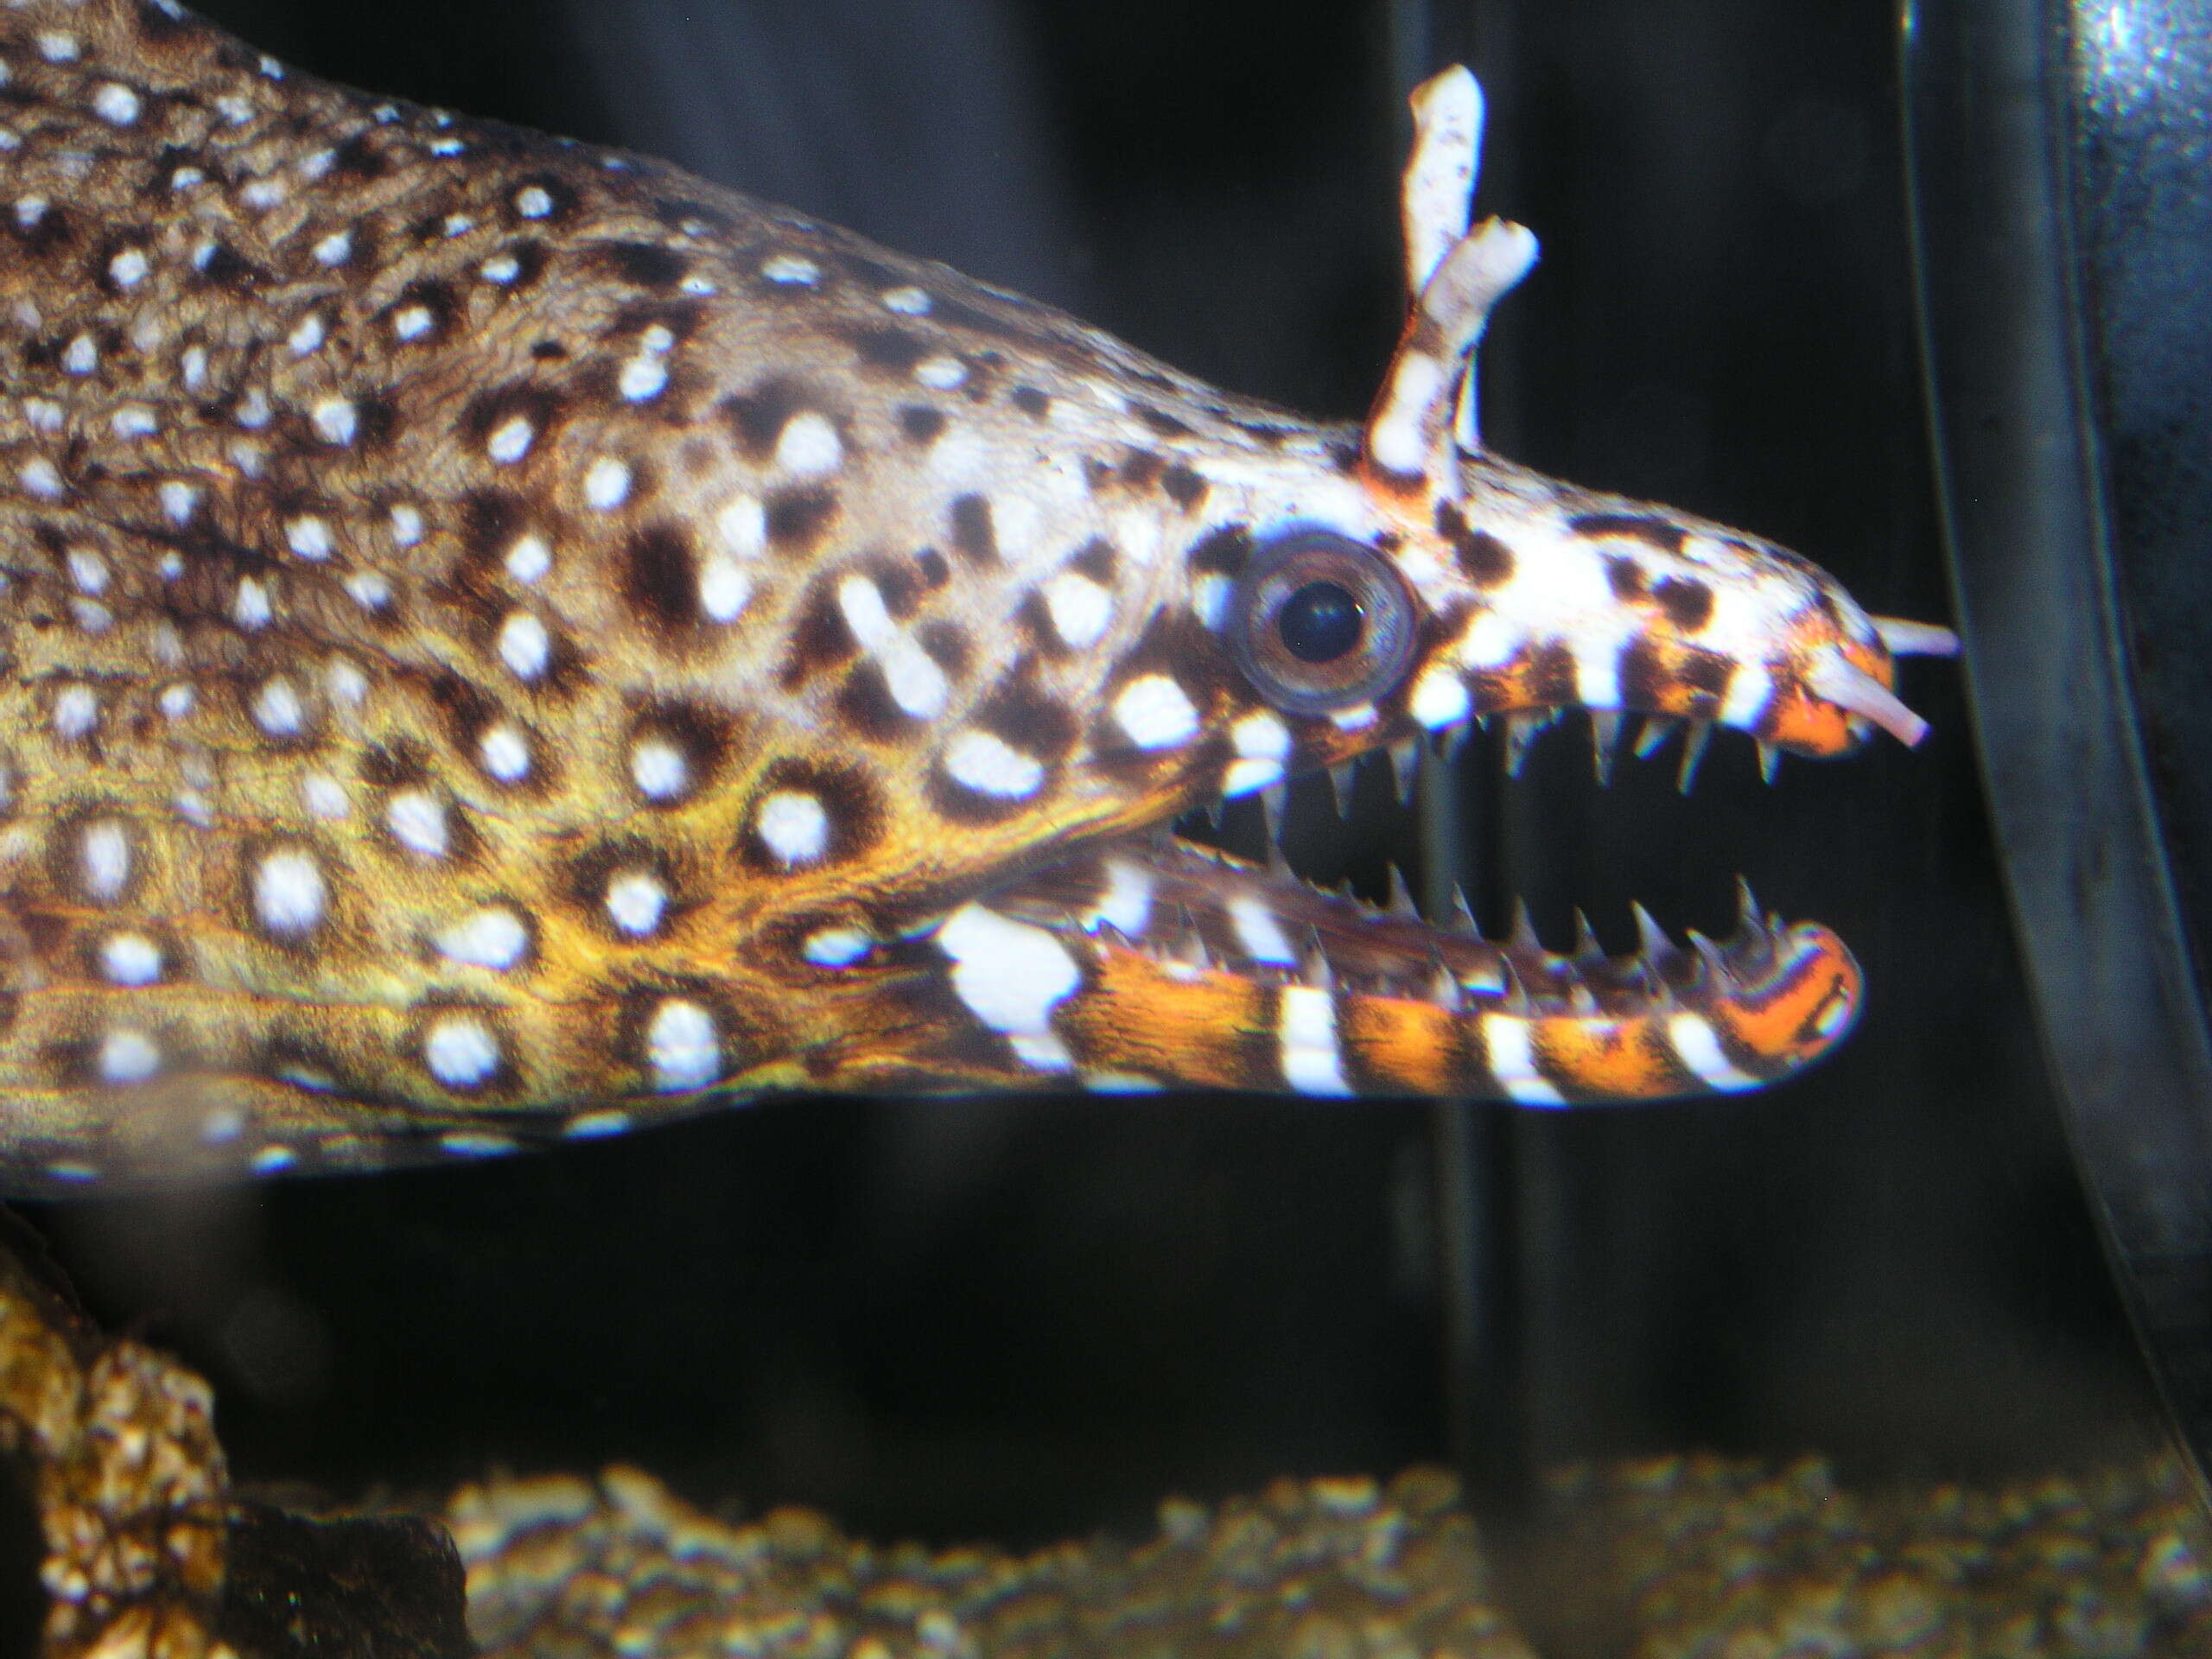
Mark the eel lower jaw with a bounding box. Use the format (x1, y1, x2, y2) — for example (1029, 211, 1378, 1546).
(975, 783, 1862, 1104)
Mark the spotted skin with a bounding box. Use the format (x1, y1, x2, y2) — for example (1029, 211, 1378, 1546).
(0, 3, 1948, 1187)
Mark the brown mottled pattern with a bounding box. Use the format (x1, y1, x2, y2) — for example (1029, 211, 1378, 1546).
(0, 1, 1946, 1186)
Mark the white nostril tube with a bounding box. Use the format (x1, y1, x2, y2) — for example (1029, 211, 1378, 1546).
(1805, 649, 1931, 747)
(1871, 615, 1961, 657)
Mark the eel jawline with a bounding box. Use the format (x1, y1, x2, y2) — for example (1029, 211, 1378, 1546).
(968, 836, 1859, 1104)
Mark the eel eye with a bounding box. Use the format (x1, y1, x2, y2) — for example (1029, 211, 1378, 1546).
(1226, 530, 1418, 715)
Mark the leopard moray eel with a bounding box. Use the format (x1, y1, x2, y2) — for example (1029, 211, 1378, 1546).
(0, 0, 1955, 1189)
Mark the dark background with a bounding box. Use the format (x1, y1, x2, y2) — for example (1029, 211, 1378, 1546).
(15, 0, 2168, 1555)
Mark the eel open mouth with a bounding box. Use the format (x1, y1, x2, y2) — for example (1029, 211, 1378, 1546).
(919, 67, 1955, 1106)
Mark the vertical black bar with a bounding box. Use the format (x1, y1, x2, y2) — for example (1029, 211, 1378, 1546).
(1903, 0, 2212, 1485)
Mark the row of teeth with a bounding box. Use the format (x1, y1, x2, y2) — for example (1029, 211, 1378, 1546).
(1095, 839, 1794, 1018)
(1196, 709, 1789, 842)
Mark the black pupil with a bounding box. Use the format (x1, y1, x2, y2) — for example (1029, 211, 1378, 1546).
(1277, 580, 1363, 663)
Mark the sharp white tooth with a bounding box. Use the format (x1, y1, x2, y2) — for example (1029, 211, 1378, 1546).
(1266, 836, 1294, 879)
(1261, 783, 1288, 842)
(1677, 721, 1713, 792)
(1450, 885, 1480, 937)
(1389, 741, 1418, 804)
(1202, 798, 1225, 830)
(1591, 710, 1622, 786)
(1387, 865, 1421, 919)
(1633, 716, 1678, 760)
(1498, 957, 1531, 1014)
(1758, 741, 1782, 785)
(1504, 711, 1546, 778)
(1300, 925, 1334, 990)
(1460, 957, 1507, 997)
(1509, 899, 1540, 953)
(1567, 980, 1599, 1015)
(1571, 908, 1602, 965)
(1688, 930, 1735, 987)
(1329, 761, 1357, 810)
(1735, 876, 1764, 938)
(1630, 901, 1680, 966)
(1428, 955, 1465, 1012)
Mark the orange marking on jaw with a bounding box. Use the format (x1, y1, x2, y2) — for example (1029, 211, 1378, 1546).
(1057, 944, 1271, 1090)
(1765, 633, 1904, 755)
(1708, 925, 1862, 1071)
(1338, 995, 1461, 1096)
(1530, 1016, 1680, 1100)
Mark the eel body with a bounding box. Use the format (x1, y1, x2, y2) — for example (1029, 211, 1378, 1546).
(0, 0, 1952, 1186)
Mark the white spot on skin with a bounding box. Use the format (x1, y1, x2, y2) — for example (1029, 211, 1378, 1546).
(1084, 858, 1156, 938)
(1113, 675, 1200, 751)
(424, 1015, 501, 1089)
(775, 412, 842, 476)
(82, 821, 130, 903)
(111, 405, 156, 440)
(619, 355, 669, 403)
(442, 213, 475, 238)
(486, 416, 534, 463)
(390, 505, 423, 547)
(1229, 896, 1300, 967)
(92, 83, 141, 125)
(312, 398, 358, 447)
(254, 848, 327, 938)
(697, 556, 752, 623)
(14, 196, 45, 230)
(315, 229, 353, 266)
(1410, 666, 1471, 730)
(761, 253, 819, 285)
(248, 1147, 297, 1175)
(160, 481, 199, 525)
(913, 356, 966, 391)
(288, 314, 325, 356)
(325, 656, 367, 702)
(158, 683, 195, 721)
(1482, 1015, 1567, 1106)
(479, 723, 531, 783)
(109, 249, 149, 289)
(631, 737, 690, 802)
(836, 575, 946, 717)
(37, 32, 79, 64)
(66, 550, 107, 594)
(301, 773, 349, 819)
(498, 612, 550, 681)
(1667, 1012, 1764, 1090)
(715, 494, 766, 558)
(480, 252, 520, 283)
(564, 1110, 632, 1139)
(1280, 985, 1352, 1096)
(488, 538, 546, 590)
(880, 285, 931, 315)
(62, 334, 95, 374)
(24, 398, 60, 431)
(935, 905, 1080, 1071)
(53, 683, 98, 741)
(100, 933, 162, 987)
(756, 791, 829, 867)
(640, 1000, 718, 1092)
(1720, 662, 1774, 731)
(1042, 572, 1114, 649)
(234, 575, 272, 630)
(604, 869, 667, 937)
(346, 571, 391, 611)
(801, 926, 872, 967)
(944, 730, 1043, 799)
(99, 1029, 162, 1086)
(19, 458, 63, 499)
(387, 791, 449, 859)
(584, 457, 631, 511)
(435, 906, 530, 971)
(252, 676, 307, 737)
(515, 185, 554, 219)
(285, 516, 333, 560)
(393, 305, 434, 340)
